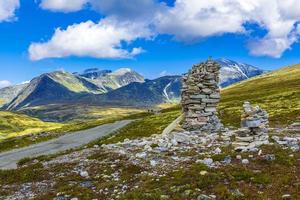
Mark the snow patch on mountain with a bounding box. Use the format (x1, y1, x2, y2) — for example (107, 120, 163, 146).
(217, 58, 265, 88)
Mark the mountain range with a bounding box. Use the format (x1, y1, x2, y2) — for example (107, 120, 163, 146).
(1, 59, 265, 113)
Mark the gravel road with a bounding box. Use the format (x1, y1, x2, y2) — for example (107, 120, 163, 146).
(0, 120, 131, 169)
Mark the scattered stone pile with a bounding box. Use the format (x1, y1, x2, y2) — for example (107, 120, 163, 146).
(181, 59, 223, 132)
(233, 102, 269, 151)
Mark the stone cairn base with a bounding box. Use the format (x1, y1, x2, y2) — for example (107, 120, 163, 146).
(181, 59, 223, 133)
(233, 102, 269, 151)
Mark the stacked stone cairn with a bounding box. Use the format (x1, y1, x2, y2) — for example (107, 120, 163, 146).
(233, 102, 269, 151)
(181, 59, 223, 133)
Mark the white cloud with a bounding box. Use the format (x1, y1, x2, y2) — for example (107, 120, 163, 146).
(29, 17, 152, 61)
(40, 0, 89, 12)
(0, 0, 20, 22)
(33, 0, 300, 59)
(0, 80, 12, 89)
(154, 0, 300, 57)
(155, 0, 247, 41)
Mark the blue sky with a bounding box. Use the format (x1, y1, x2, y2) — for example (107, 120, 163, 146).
(1, 0, 300, 87)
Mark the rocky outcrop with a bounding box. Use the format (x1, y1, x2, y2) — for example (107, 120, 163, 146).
(181, 59, 223, 132)
(233, 102, 269, 151)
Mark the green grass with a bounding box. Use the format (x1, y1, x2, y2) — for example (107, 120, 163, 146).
(219, 64, 300, 127)
(0, 111, 62, 141)
(92, 110, 181, 145)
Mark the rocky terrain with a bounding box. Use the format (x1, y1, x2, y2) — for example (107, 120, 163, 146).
(0, 108, 299, 200)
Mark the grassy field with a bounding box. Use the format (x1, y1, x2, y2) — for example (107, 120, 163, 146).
(0, 111, 62, 141)
(19, 104, 144, 122)
(219, 64, 300, 127)
(91, 109, 181, 145)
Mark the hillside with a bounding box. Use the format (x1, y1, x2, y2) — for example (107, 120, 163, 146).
(0, 111, 62, 141)
(219, 64, 300, 127)
(0, 83, 28, 106)
(79, 76, 182, 107)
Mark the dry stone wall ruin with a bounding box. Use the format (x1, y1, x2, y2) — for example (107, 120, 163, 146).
(181, 60, 223, 132)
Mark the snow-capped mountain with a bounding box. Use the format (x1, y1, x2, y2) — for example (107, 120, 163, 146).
(216, 58, 265, 87)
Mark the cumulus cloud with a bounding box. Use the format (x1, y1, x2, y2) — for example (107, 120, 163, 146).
(0, 80, 12, 89)
(0, 0, 20, 22)
(33, 0, 300, 59)
(29, 18, 152, 61)
(155, 0, 300, 58)
(40, 0, 89, 12)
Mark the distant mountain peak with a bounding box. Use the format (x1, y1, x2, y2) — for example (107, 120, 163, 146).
(215, 58, 265, 87)
(111, 68, 132, 76)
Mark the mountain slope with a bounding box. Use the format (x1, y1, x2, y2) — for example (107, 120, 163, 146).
(0, 83, 28, 106)
(79, 76, 182, 107)
(4, 71, 103, 110)
(4, 68, 145, 111)
(0, 111, 62, 141)
(219, 63, 300, 127)
(89, 68, 145, 92)
(217, 58, 265, 87)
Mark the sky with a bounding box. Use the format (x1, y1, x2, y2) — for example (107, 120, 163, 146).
(1, 0, 300, 88)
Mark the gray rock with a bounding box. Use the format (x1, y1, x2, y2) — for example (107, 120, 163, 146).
(242, 159, 249, 164)
(263, 154, 275, 161)
(197, 194, 216, 200)
(80, 181, 93, 188)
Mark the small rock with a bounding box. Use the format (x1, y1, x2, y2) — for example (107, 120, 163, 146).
(282, 194, 291, 199)
(263, 154, 275, 161)
(150, 160, 157, 167)
(200, 170, 208, 176)
(236, 155, 242, 160)
(55, 197, 67, 200)
(223, 156, 231, 164)
(214, 147, 222, 154)
(80, 181, 93, 188)
(197, 194, 216, 200)
(135, 152, 147, 158)
(202, 158, 213, 166)
(258, 149, 262, 156)
(230, 189, 244, 197)
(80, 171, 89, 178)
(242, 159, 249, 165)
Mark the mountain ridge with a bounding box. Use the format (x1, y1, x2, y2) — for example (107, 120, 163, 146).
(2, 59, 265, 111)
